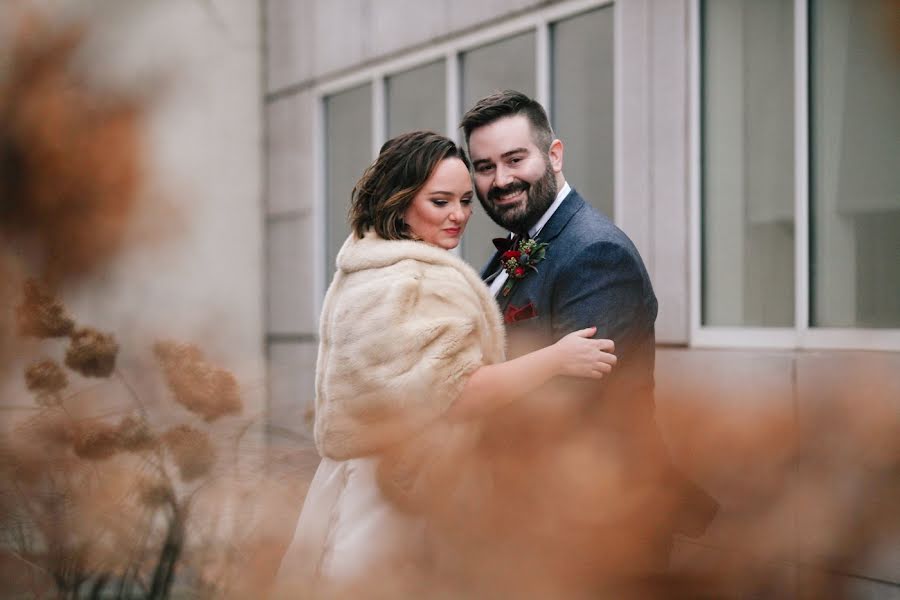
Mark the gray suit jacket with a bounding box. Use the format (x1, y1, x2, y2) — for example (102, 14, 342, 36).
(480, 188, 716, 537)
(481, 188, 657, 413)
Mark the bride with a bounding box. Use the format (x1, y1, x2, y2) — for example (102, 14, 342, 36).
(270, 131, 617, 599)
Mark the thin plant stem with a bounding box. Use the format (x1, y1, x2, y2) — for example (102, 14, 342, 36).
(117, 506, 155, 600)
(147, 501, 184, 600)
(115, 367, 148, 419)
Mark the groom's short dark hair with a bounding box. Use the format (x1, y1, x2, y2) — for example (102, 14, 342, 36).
(460, 90, 555, 153)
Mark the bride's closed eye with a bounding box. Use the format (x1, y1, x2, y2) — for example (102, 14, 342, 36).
(431, 198, 472, 208)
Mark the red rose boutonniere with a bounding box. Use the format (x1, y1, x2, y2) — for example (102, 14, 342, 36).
(500, 238, 549, 297)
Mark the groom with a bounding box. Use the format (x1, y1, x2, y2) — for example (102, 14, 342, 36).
(460, 90, 716, 591)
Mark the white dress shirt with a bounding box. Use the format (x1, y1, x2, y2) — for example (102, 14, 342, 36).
(488, 181, 571, 297)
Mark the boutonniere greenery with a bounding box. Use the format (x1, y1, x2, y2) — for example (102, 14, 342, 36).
(500, 238, 549, 297)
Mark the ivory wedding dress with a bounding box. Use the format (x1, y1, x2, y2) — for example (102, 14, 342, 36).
(271, 456, 428, 598)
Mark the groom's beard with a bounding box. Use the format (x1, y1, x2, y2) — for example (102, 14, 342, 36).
(477, 158, 558, 236)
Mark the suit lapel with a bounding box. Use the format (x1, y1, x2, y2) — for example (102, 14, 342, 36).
(496, 274, 516, 313)
(481, 190, 585, 311)
(480, 249, 503, 280)
(496, 189, 584, 314)
(534, 188, 584, 244)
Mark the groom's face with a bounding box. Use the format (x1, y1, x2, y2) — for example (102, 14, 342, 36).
(468, 115, 560, 234)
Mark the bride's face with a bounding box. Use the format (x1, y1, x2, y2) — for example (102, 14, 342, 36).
(403, 157, 474, 250)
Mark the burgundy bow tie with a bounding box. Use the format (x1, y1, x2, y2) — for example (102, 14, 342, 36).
(492, 234, 521, 253)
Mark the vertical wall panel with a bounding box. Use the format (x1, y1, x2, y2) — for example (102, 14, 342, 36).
(618, 0, 691, 343)
(650, 0, 690, 343)
(266, 91, 315, 216)
(618, 0, 652, 259)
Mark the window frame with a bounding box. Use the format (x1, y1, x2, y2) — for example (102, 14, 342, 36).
(688, 0, 900, 351)
(311, 0, 617, 318)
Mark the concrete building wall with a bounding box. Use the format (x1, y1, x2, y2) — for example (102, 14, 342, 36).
(87, 0, 265, 372)
(266, 0, 556, 93)
(264, 87, 319, 436)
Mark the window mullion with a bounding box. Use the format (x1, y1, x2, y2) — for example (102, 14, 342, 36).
(689, 0, 702, 344)
(795, 0, 810, 345)
(613, 0, 626, 229)
(313, 96, 326, 323)
(447, 51, 463, 258)
(445, 51, 461, 142)
(372, 76, 386, 159)
(536, 20, 551, 115)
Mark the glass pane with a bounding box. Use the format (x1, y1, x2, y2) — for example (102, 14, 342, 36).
(701, 0, 794, 327)
(386, 60, 446, 137)
(810, 0, 900, 328)
(460, 32, 536, 269)
(325, 84, 372, 282)
(551, 6, 615, 219)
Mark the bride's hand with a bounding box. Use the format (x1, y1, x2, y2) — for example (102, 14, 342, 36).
(552, 327, 617, 379)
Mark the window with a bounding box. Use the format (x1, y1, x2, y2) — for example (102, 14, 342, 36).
(701, 0, 795, 327)
(460, 32, 537, 267)
(324, 84, 371, 282)
(460, 32, 537, 107)
(809, 0, 900, 329)
(694, 0, 900, 349)
(317, 1, 617, 282)
(386, 60, 446, 137)
(552, 7, 616, 219)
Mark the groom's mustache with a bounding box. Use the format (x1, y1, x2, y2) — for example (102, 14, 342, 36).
(488, 181, 530, 203)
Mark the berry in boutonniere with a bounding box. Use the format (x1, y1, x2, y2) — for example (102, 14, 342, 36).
(500, 238, 549, 297)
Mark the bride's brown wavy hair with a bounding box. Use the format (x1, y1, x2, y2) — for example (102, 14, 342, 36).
(349, 130, 471, 240)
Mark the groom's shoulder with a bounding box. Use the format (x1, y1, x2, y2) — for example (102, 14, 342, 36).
(562, 192, 642, 260)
